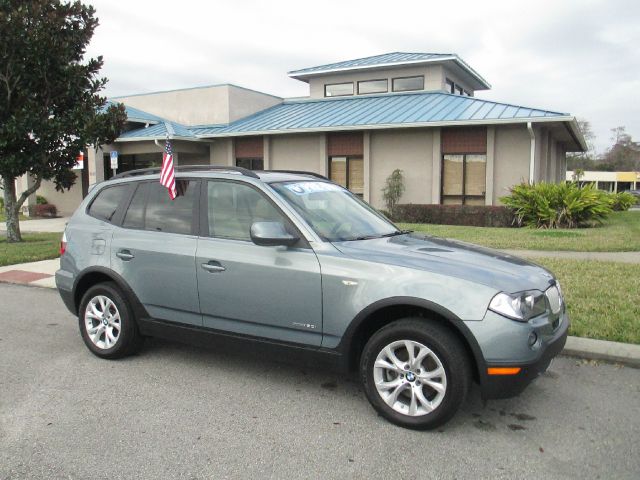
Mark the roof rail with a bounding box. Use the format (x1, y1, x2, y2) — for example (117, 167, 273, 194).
(266, 170, 328, 180)
(111, 165, 260, 179)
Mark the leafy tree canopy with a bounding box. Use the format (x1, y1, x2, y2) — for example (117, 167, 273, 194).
(0, 0, 126, 241)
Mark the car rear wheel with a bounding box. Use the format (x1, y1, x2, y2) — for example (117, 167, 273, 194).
(360, 318, 471, 430)
(78, 282, 142, 359)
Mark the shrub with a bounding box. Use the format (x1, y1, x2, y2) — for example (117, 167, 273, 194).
(609, 191, 636, 211)
(0, 197, 4, 211)
(392, 204, 515, 227)
(34, 203, 57, 217)
(382, 169, 405, 217)
(36, 195, 48, 205)
(501, 182, 613, 228)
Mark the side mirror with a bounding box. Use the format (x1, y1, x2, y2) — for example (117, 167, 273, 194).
(250, 222, 299, 247)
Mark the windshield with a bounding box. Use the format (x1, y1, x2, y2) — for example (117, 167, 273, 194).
(270, 180, 401, 242)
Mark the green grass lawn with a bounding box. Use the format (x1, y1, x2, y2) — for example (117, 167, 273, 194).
(533, 257, 640, 344)
(0, 213, 29, 222)
(399, 211, 640, 252)
(0, 232, 61, 267)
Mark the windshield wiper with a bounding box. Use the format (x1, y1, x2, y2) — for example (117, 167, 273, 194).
(344, 230, 412, 241)
(381, 229, 412, 237)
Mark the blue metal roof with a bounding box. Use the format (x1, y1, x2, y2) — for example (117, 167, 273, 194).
(117, 121, 197, 141)
(105, 101, 164, 124)
(289, 52, 454, 76)
(202, 92, 569, 137)
(188, 124, 227, 136)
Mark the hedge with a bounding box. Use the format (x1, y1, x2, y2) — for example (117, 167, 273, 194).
(391, 204, 515, 227)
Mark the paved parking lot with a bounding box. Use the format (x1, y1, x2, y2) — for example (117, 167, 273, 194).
(1, 283, 639, 479)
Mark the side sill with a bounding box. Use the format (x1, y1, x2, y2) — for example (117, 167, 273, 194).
(137, 318, 349, 374)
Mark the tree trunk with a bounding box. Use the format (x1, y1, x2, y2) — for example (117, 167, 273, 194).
(2, 176, 22, 243)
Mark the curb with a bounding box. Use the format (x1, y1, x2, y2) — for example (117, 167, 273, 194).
(561, 336, 640, 368)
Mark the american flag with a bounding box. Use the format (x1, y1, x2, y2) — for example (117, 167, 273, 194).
(160, 137, 177, 200)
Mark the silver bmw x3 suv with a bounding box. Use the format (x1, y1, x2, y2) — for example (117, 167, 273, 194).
(56, 166, 568, 429)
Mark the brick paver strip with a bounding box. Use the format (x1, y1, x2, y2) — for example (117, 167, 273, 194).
(0, 270, 53, 284)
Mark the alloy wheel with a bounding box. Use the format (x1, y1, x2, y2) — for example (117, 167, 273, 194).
(373, 339, 447, 416)
(84, 295, 121, 350)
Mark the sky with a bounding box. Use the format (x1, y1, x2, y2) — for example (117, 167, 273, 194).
(85, 0, 639, 154)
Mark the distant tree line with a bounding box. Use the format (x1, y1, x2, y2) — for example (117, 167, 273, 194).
(567, 121, 640, 172)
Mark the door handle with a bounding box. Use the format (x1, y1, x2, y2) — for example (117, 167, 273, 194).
(116, 250, 135, 261)
(201, 261, 226, 273)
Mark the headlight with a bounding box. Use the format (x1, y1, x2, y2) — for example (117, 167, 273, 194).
(489, 290, 547, 321)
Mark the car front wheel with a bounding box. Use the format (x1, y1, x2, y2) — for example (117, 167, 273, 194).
(360, 318, 471, 430)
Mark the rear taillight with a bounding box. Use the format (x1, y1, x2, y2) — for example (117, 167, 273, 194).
(60, 232, 67, 255)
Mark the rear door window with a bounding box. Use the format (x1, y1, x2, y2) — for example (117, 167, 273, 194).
(143, 180, 198, 235)
(122, 183, 147, 229)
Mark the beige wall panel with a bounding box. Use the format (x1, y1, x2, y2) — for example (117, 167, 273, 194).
(270, 134, 321, 171)
(116, 85, 281, 126)
(38, 179, 83, 216)
(493, 125, 531, 204)
(210, 139, 232, 166)
(228, 86, 282, 123)
(116, 86, 231, 125)
(369, 129, 433, 209)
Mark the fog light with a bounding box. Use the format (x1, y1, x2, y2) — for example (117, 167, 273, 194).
(528, 332, 538, 347)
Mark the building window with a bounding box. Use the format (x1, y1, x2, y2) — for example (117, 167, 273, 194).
(463, 90, 472, 96)
(329, 156, 364, 197)
(325, 82, 354, 97)
(358, 79, 388, 95)
(236, 158, 264, 170)
(445, 78, 455, 94)
(235, 137, 263, 170)
(441, 154, 487, 205)
(392, 76, 424, 92)
(455, 85, 464, 95)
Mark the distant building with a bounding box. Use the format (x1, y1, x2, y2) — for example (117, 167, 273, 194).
(566, 170, 640, 192)
(26, 52, 586, 215)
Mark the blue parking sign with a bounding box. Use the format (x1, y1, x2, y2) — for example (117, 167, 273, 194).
(110, 151, 118, 169)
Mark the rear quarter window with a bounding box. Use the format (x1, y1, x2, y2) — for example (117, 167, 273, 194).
(87, 184, 130, 223)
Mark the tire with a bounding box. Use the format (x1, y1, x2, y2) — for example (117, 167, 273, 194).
(78, 282, 143, 359)
(360, 318, 471, 430)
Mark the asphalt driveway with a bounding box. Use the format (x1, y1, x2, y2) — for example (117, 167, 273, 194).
(1, 283, 638, 479)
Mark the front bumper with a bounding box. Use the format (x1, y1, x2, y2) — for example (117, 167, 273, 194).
(467, 307, 569, 400)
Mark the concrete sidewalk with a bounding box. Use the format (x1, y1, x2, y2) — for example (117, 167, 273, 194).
(0, 216, 69, 233)
(0, 258, 59, 288)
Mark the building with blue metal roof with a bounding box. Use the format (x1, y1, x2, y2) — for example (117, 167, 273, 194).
(38, 52, 585, 215)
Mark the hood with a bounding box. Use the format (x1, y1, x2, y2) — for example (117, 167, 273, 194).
(332, 233, 555, 293)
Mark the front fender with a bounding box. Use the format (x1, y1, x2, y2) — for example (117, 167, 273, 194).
(318, 253, 497, 348)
